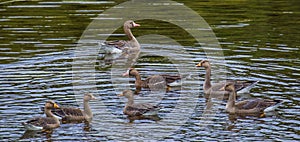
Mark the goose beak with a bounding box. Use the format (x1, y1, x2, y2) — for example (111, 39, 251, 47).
(196, 63, 202, 67)
(54, 103, 60, 109)
(122, 70, 129, 76)
(118, 93, 124, 97)
(91, 96, 97, 100)
(133, 22, 140, 27)
(219, 86, 225, 91)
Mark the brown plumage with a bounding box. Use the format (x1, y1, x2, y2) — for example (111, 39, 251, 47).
(22, 100, 60, 130)
(123, 68, 182, 90)
(50, 93, 96, 123)
(221, 83, 282, 114)
(102, 20, 140, 53)
(118, 90, 161, 116)
(196, 60, 258, 97)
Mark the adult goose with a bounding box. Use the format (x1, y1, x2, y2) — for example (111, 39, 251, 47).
(118, 90, 161, 116)
(221, 83, 283, 114)
(196, 60, 258, 96)
(49, 93, 96, 123)
(101, 20, 140, 54)
(123, 68, 182, 90)
(22, 100, 60, 130)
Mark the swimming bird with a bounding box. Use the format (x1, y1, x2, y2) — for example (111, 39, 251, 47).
(100, 20, 140, 54)
(123, 68, 182, 91)
(22, 100, 60, 130)
(220, 83, 283, 114)
(118, 90, 161, 116)
(196, 60, 258, 97)
(49, 93, 96, 123)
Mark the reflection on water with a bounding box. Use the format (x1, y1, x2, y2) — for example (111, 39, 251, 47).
(0, 0, 299, 141)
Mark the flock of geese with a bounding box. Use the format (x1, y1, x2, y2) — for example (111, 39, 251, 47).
(22, 20, 283, 131)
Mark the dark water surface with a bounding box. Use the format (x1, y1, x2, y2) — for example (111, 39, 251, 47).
(0, 0, 299, 141)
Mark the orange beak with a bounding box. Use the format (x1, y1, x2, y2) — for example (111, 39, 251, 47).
(53, 103, 60, 109)
(196, 63, 202, 67)
(118, 93, 124, 97)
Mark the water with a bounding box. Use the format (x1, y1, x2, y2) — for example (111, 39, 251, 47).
(0, 0, 299, 141)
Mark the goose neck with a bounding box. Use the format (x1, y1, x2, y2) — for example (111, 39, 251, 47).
(126, 96, 134, 106)
(124, 26, 135, 41)
(226, 90, 236, 112)
(132, 72, 143, 86)
(204, 66, 212, 90)
(83, 100, 93, 118)
(45, 108, 59, 123)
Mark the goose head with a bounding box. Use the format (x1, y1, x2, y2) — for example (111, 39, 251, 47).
(84, 93, 96, 101)
(122, 68, 139, 76)
(45, 100, 60, 109)
(124, 20, 140, 29)
(196, 60, 210, 68)
(220, 83, 235, 92)
(118, 90, 134, 98)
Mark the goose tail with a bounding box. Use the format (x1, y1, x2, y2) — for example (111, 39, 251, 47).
(237, 80, 259, 94)
(264, 100, 283, 112)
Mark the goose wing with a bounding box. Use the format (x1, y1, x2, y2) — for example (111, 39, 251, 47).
(233, 80, 258, 92)
(104, 40, 128, 50)
(214, 80, 258, 92)
(23, 117, 57, 127)
(256, 99, 281, 110)
(160, 74, 181, 84)
(125, 103, 160, 116)
(238, 99, 281, 111)
(238, 99, 260, 109)
(143, 75, 165, 88)
(53, 107, 83, 117)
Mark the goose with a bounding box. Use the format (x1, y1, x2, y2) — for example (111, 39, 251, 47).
(118, 90, 161, 116)
(49, 93, 96, 123)
(196, 60, 258, 96)
(221, 83, 283, 114)
(123, 68, 182, 90)
(100, 20, 140, 54)
(22, 100, 60, 130)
